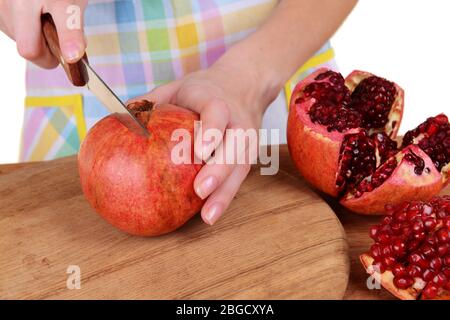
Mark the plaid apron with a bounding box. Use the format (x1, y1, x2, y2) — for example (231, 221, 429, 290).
(22, 0, 336, 161)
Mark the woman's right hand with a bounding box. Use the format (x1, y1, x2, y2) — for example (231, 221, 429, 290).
(0, 0, 87, 68)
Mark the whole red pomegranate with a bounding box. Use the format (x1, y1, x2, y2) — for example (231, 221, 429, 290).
(287, 68, 449, 214)
(78, 100, 204, 236)
(361, 196, 450, 300)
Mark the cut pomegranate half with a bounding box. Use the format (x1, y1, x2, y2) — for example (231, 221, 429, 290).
(361, 197, 450, 300)
(287, 68, 449, 214)
(287, 69, 404, 198)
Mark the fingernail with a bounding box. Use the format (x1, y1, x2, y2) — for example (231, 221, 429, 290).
(203, 202, 223, 225)
(195, 176, 217, 199)
(62, 41, 82, 62)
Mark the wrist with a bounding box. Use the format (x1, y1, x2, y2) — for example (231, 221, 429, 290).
(211, 44, 284, 115)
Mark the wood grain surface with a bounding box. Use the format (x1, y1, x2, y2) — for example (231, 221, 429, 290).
(0, 148, 349, 299)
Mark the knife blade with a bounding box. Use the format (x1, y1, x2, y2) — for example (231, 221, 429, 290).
(41, 13, 149, 137)
(78, 59, 149, 136)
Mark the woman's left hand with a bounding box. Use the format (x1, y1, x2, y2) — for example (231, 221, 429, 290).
(131, 62, 271, 225)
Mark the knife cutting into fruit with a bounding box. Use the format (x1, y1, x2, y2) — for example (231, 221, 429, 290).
(7, 1, 358, 228)
(41, 13, 149, 137)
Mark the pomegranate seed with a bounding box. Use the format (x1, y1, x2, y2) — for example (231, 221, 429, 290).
(425, 235, 438, 247)
(412, 219, 424, 233)
(392, 263, 406, 276)
(390, 222, 402, 235)
(422, 204, 433, 216)
(378, 232, 391, 244)
(406, 265, 422, 278)
(437, 244, 449, 257)
(369, 225, 379, 240)
(420, 244, 436, 258)
(436, 228, 450, 243)
(383, 256, 396, 268)
(381, 244, 393, 257)
(413, 231, 426, 241)
(423, 218, 437, 231)
(432, 273, 447, 287)
(444, 256, 450, 266)
(437, 210, 447, 219)
(370, 244, 382, 259)
(372, 260, 386, 273)
(408, 239, 421, 251)
(422, 269, 436, 282)
(382, 216, 392, 225)
(443, 281, 450, 291)
(395, 211, 407, 222)
(393, 275, 414, 290)
(392, 239, 406, 257)
(429, 257, 443, 271)
(444, 217, 450, 229)
(422, 283, 439, 299)
(409, 253, 429, 269)
(442, 268, 450, 278)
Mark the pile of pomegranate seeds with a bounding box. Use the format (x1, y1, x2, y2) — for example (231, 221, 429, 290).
(367, 196, 450, 299)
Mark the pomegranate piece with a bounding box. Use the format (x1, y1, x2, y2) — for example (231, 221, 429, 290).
(361, 196, 450, 300)
(287, 68, 450, 214)
(78, 100, 205, 236)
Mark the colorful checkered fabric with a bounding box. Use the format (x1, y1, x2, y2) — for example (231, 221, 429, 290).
(22, 0, 335, 161)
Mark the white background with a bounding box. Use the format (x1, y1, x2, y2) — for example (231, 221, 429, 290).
(0, 1, 449, 163)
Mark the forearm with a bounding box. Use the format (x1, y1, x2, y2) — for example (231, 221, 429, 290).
(213, 0, 357, 110)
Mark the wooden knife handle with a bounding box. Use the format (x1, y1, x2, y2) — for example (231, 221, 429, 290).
(41, 13, 87, 87)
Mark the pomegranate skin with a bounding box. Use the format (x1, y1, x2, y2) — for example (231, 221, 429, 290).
(341, 146, 443, 215)
(78, 104, 204, 236)
(287, 69, 359, 197)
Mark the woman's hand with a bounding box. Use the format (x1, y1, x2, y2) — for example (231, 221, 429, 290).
(0, 0, 87, 68)
(131, 59, 275, 225)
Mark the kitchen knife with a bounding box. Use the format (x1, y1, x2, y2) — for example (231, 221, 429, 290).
(41, 13, 149, 137)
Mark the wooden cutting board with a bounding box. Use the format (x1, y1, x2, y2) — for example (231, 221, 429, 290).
(0, 146, 349, 299)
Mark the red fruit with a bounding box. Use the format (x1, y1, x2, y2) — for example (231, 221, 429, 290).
(78, 101, 205, 236)
(406, 265, 422, 278)
(392, 263, 406, 276)
(287, 68, 449, 215)
(361, 196, 450, 300)
(422, 283, 439, 299)
(437, 228, 450, 243)
(369, 225, 380, 240)
(287, 69, 402, 198)
(422, 269, 436, 282)
(430, 257, 443, 271)
(394, 276, 414, 290)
